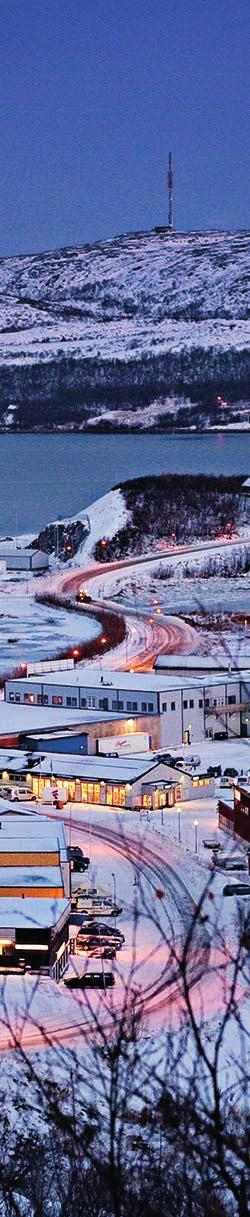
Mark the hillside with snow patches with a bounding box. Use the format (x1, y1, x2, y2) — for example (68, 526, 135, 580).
(0, 228, 249, 430)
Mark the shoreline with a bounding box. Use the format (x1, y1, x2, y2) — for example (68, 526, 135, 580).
(0, 425, 249, 437)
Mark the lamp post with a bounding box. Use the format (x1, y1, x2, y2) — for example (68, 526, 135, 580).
(193, 819, 199, 855)
(111, 871, 117, 931)
(177, 806, 182, 844)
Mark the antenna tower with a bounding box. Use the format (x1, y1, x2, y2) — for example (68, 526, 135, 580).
(167, 152, 174, 229)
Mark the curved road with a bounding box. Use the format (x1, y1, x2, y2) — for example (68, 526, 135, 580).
(47, 533, 250, 671)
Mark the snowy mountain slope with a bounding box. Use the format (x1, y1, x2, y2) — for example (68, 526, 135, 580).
(0, 228, 249, 429)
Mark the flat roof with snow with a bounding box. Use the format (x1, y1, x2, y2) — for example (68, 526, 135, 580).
(0, 897, 69, 929)
(0, 867, 63, 887)
(153, 655, 250, 672)
(11, 666, 250, 691)
(0, 702, 129, 734)
(32, 753, 159, 782)
(0, 817, 67, 853)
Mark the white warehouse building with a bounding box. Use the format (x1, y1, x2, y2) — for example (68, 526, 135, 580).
(5, 666, 250, 747)
(0, 545, 48, 571)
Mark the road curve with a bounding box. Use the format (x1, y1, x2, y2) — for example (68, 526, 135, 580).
(46, 532, 250, 671)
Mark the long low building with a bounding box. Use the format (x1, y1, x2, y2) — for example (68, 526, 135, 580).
(30, 752, 214, 808)
(5, 666, 250, 744)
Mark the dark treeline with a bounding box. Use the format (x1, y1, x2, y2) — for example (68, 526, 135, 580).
(94, 475, 249, 560)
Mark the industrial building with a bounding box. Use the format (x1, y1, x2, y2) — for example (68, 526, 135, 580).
(5, 665, 250, 744)
(0, 545, 49, 571)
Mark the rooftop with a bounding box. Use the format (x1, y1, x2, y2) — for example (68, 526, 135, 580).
(154, 654, 250, 672)
(0, 816, 67, 854)
(0, 702, 121, 734)
(0, 897, 69, 928)
(6, 666, 250, 693)
(33, 753, 159, 782)
(0, 867, 63, 887)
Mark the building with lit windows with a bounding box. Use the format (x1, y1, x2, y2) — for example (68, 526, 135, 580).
(5, 665, 250, 744)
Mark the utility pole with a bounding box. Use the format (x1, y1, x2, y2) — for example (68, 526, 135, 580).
(167, 152, 174, 230)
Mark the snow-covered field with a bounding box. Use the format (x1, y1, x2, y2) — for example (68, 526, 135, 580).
(0, 587, 100, 674)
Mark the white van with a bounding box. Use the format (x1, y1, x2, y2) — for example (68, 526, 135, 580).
(10, 786, 36, 803)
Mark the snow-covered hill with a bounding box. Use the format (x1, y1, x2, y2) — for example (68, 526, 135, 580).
(0, 228, 249, 430)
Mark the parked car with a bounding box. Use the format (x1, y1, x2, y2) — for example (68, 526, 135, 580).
(68, 847, 90, 872)
(75, 937, 122, 954)
(83, 945, 116, 960)
(213, 852, 247, 870)
(223, 883, 250, 897)
(80, 921, 125, 940)
(64, 972, 115, 989)
(203, 840, 221, 851)
(207, 765, 221, 778)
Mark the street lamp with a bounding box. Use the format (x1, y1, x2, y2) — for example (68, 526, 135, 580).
(193, 819, 199, 854)
(111, 871, 117, 930)
(177, 806, 182, 844)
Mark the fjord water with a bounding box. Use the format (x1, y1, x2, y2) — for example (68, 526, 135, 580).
(0, 432, 249, 533)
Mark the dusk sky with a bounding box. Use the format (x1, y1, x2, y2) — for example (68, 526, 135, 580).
(1, 0, 249, 256)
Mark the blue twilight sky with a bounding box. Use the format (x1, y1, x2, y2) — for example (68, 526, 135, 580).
(0, 0, 249, 256)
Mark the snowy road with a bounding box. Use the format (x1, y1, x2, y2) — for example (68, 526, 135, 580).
(46, 533, 250, 670)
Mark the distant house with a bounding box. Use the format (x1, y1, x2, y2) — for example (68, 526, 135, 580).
(241, 478, 250, 497)
(0, 545, 48, 571)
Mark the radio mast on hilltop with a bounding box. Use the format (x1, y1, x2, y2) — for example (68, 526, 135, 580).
(167, 152, 174, 229)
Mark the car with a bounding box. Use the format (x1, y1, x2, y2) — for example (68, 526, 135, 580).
(64, 971, 115, 989)
(77, 921, 124, 940)
(207, 765, 221, 778)
(75, 937, 122, 954)
(76, 588, 92, 604)
(82, 945, 116, 960)
(203, 839, 221, 851)
(223, 883, 250, 897)
(68, 847, 90, 872)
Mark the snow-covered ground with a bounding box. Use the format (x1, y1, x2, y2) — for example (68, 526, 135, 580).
(0, 588, 100, 674)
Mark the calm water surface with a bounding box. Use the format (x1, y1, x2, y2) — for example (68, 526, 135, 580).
(0, 432, 249, 533)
